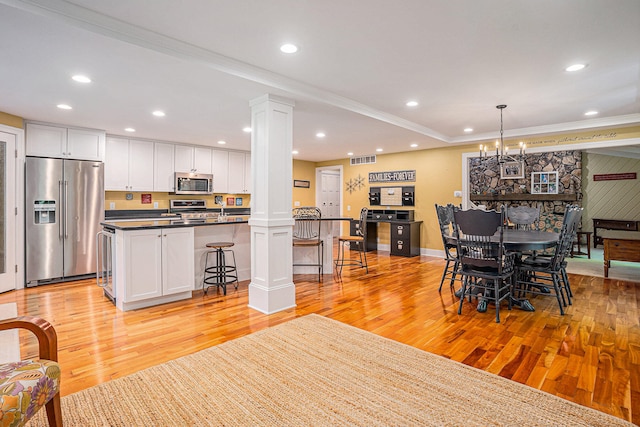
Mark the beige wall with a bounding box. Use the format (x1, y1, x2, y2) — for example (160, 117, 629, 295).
(313, 125, 640, 252)
(316, 144, 471, 251)
(582, 152, 640, 239)
(0, 111, 23, 128)
(292, 159, 317, 207)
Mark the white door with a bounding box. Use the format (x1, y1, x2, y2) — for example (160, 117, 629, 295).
(0, 131, 16, 293)
(319, 170, 341, 235)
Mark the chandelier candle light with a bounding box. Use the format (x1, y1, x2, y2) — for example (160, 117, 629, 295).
(479, 105, 526, 163)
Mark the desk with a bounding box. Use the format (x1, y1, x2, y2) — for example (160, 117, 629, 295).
(593, 218, 639, 248)
(362, 220, 423, 257)
(603, 238, 640, 277)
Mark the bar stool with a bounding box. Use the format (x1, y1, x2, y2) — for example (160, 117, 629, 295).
(203, 242, 238, 295)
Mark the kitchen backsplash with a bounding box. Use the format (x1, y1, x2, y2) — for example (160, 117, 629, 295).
(105, 191, 250, 210)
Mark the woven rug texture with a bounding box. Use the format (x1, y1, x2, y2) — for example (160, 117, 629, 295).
(29, 314, 633, 426)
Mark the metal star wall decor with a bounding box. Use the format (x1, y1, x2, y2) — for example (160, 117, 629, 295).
(346, 178, 356, 194)
(346, 174, 366, 194)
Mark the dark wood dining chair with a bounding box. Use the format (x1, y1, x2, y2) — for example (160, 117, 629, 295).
(292, 206, 324, 281)
(434, 204, 460, 292)
(335, 207, 369, 276)
(506, 205, 541, 230)
(514, 205, 582, 314)
(453, 208, 516, 323)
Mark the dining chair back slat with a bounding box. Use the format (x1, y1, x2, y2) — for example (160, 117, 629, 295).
(507, 205, 541, 231)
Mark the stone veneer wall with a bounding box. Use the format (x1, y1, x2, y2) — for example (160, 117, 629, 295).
(469, 150, 582, 231)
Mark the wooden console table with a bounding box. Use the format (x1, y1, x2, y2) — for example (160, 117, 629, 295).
(603, 238, 640, 277)
(592, 218, 639, 248)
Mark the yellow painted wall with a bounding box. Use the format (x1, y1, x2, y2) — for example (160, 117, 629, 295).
(292, 159, 316, 207)
(315, 125, 640, 252)
(317, 145, 470, 251)
(105, 192, 250, 210)
(0, 111, 23, 128)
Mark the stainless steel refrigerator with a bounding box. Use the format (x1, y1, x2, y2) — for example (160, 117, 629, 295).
(26, 157, 104, 285)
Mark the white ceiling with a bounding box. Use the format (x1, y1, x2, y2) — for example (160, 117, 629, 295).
(1, 0, 639, 161)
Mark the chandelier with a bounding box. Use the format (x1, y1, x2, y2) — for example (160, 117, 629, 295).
(479, 104, 526, 163)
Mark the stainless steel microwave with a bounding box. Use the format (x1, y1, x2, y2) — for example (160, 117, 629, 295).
(174, 172, 213, 195)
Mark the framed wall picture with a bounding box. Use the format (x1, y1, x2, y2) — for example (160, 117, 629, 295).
(500, 161, 524, 179)
(531, 171, 558, 194)
(293, 179, 310, 188)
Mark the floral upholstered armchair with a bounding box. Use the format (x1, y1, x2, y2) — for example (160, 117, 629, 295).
(0, 317, 62, 427)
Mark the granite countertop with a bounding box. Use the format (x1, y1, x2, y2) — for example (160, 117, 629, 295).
(102, 215, 251, 230)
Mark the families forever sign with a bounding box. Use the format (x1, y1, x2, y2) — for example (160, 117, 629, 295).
(368, 170, 416, 183)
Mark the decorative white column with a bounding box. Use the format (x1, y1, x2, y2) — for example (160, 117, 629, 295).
(247, 94, 296, 314)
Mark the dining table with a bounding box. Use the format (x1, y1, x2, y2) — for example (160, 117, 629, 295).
(447, 228, 561, 312)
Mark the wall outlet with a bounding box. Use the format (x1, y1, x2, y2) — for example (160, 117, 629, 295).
(454, 190, 462, 198)
(154, 202, 158, 209)
(347, 205, 351, 211)
(109, 202, 115, 210)
(294, 201, 300, 206)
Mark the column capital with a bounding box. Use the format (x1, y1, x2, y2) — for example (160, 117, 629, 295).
(250, 94, 295, 108)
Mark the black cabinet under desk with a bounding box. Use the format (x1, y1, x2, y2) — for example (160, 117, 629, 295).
(353, 209, 422, 257)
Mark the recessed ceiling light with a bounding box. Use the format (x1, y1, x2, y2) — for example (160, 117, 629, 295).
(124, 127, 135, 132)
(292, 150, 299, 155)
(584, 110, 598, 116)
(565, 63, 586, 72)
(280, 43, 298, 53)
(316, 132, 326, 138)
(347, 152, 354, 156)
(464, 128, 473, 133)
(410, 143, 418, 148)
(242, 127, 252, 133)
(152, 110, 165, 117)
(406, 100, 419, 107)
(72, 75, 91, 83)
(376, 148, 383, 152)
(56, 104, 72, 110)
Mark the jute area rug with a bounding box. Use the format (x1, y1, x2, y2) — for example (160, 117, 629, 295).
(30, 314, 632, 426)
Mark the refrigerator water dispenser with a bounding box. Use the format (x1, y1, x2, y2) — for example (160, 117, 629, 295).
(34, 200, 56, 224)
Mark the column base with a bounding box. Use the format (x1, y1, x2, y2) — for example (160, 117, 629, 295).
(247, 281, 296, 314)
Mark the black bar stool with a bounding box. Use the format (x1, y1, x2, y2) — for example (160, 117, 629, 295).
(203, 242, 238, 295)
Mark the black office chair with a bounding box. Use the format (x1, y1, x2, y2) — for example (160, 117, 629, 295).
(453, 208, 516, 323)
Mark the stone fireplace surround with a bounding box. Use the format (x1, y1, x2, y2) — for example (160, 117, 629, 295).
(469, 150, 582, 232)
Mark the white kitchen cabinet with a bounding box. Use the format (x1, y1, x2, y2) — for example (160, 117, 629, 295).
(105, 137, 154, 191)
(211, 149, 229, 193)
(175, 145, 212, 174)
(26, 122, 105, 161)
(116, 227, 194, 311)
(154, 142, 175, 192)
(228, 151, 251, 194)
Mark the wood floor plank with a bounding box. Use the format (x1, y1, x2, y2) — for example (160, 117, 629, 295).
(0, 248, 637, 423)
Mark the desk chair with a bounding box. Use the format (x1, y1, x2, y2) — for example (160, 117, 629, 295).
(335, 207, 369, 276)
(292, 207, 324, 281)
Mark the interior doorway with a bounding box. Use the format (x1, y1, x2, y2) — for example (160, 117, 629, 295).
(316, 166, 342, 236)
(0, 130, 16, 293)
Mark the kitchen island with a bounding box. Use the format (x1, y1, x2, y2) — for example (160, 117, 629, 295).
(102, 216, 251, 311)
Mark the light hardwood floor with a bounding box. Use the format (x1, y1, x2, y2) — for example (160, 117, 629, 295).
(1, 248, 638, 424)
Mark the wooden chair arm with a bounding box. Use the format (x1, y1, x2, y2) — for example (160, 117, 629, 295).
(0, 316, 58, 362)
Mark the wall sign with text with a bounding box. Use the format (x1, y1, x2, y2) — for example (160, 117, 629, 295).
(368, 170, 416, 183)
